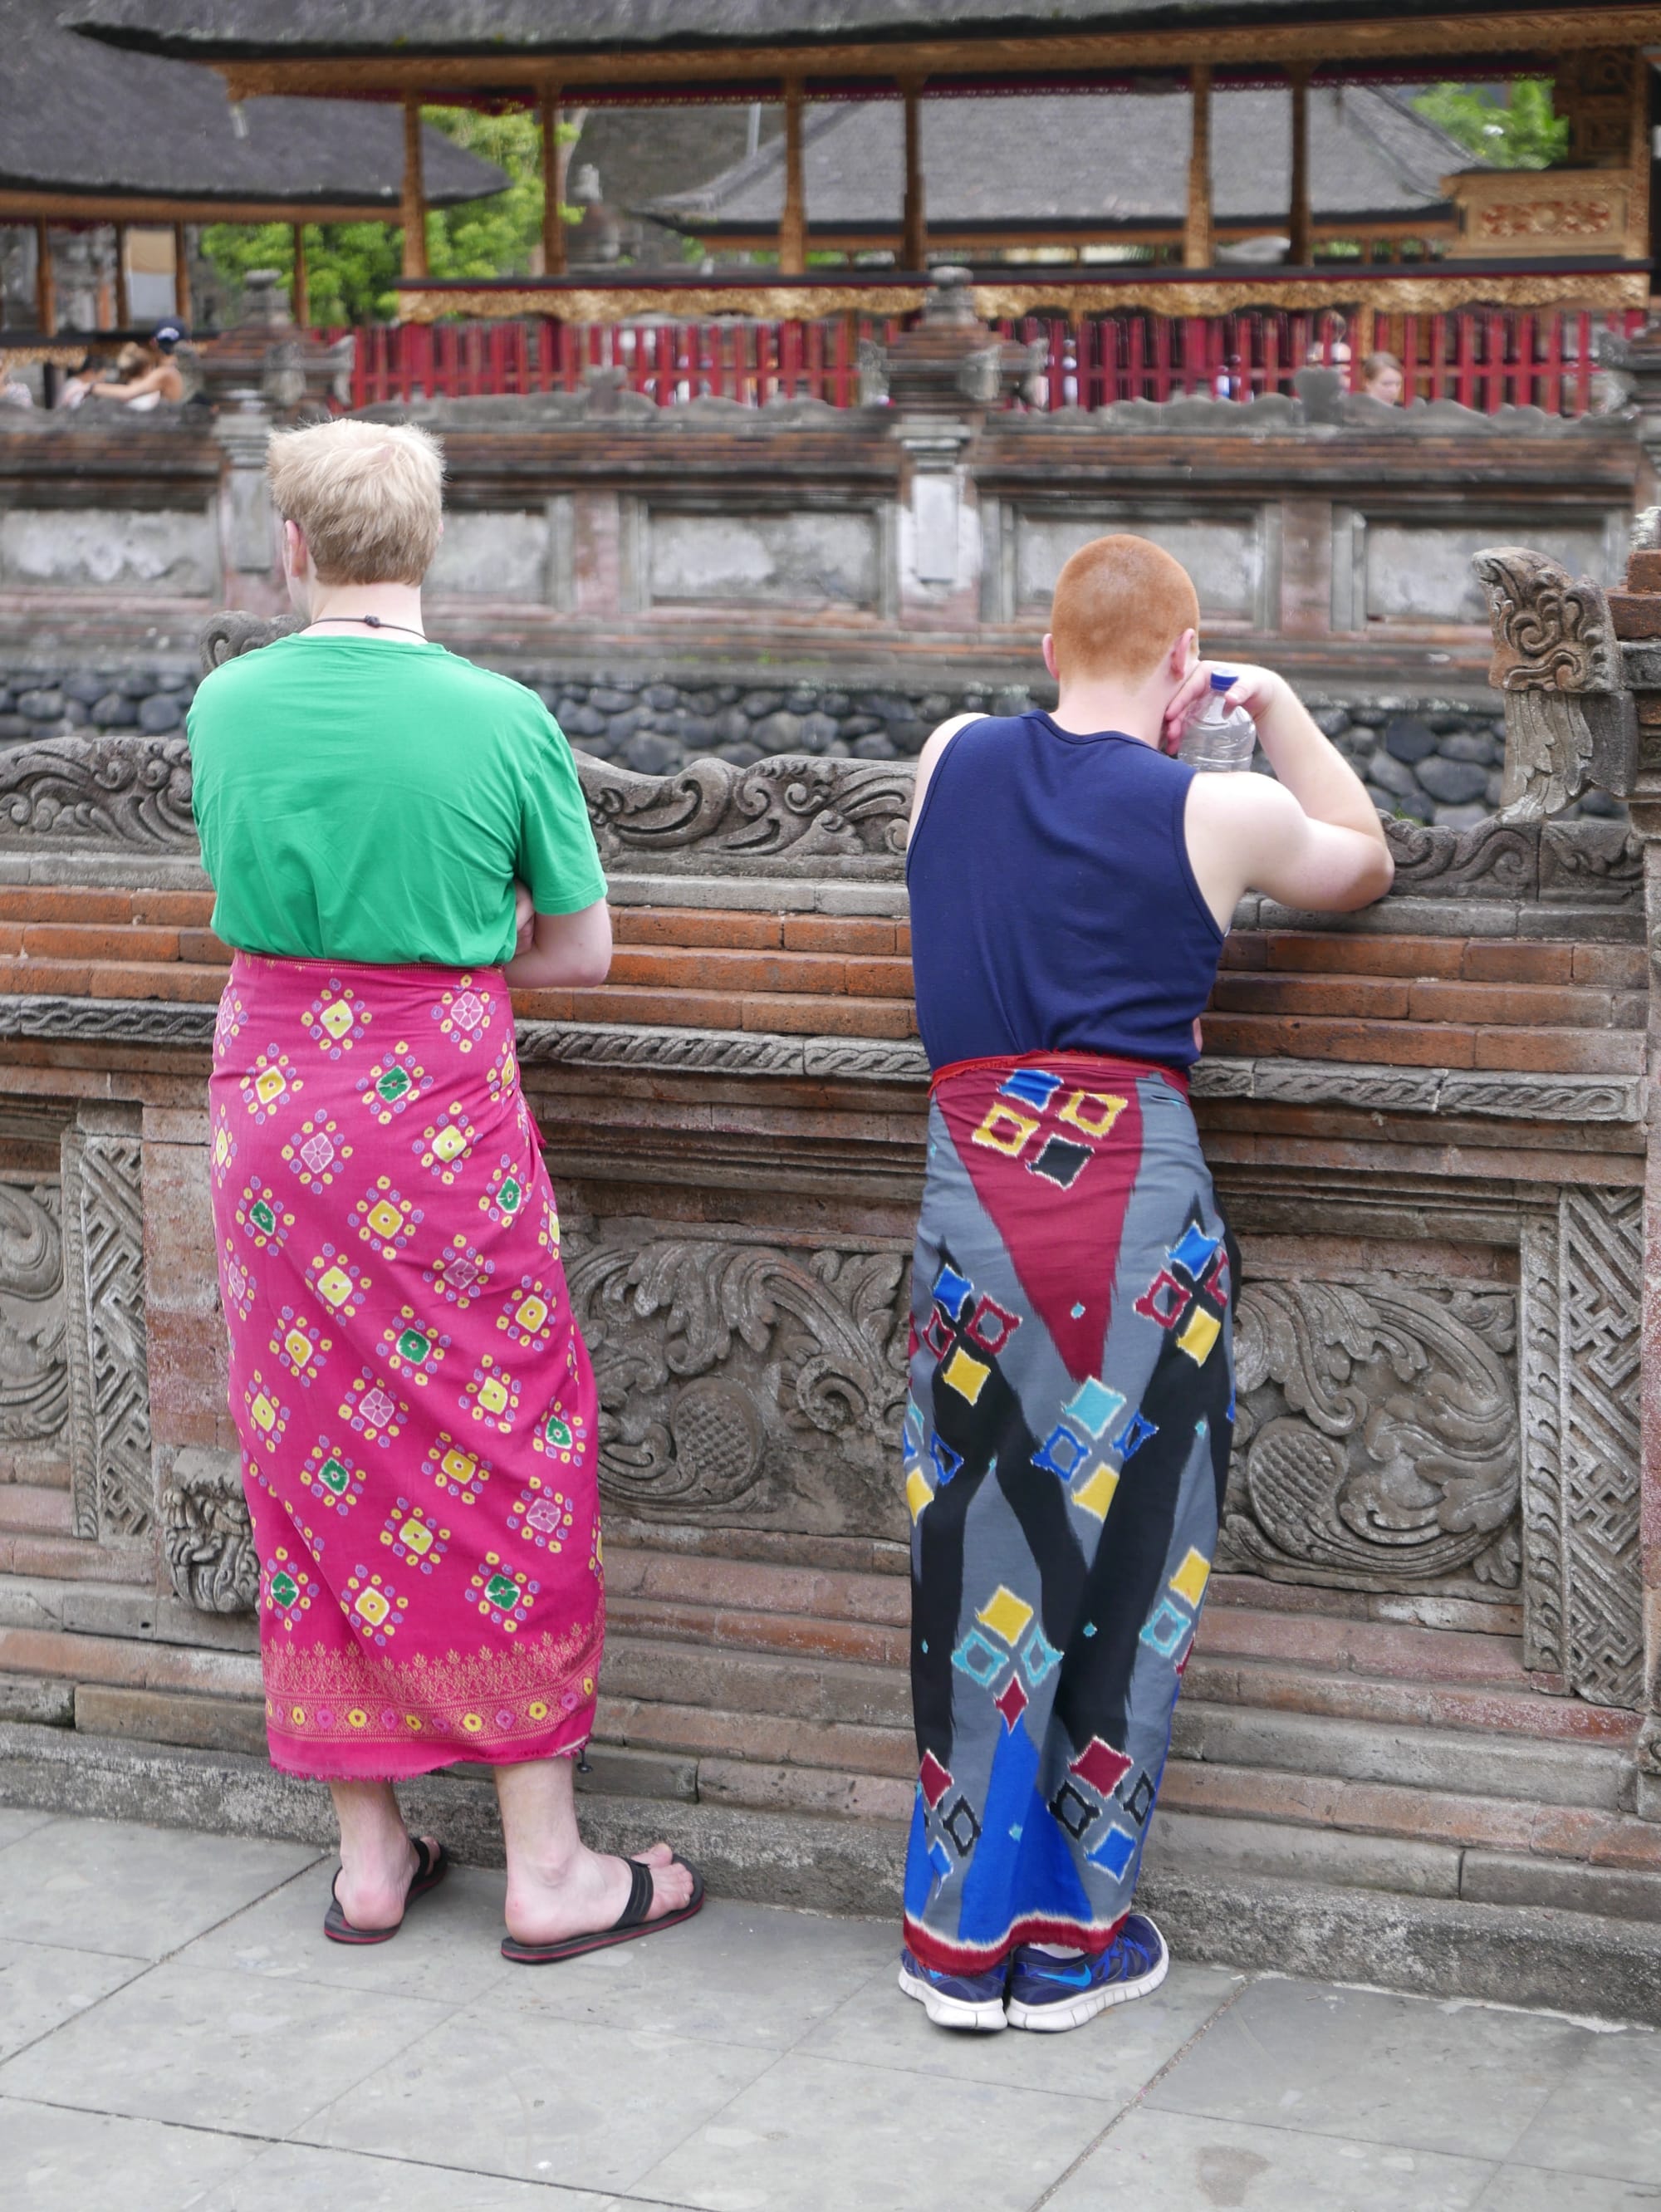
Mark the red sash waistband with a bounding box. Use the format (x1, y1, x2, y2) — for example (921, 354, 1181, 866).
(928, 1047, 1189, 1102)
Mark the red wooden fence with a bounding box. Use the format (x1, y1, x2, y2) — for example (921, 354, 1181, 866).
(331, 307, 1641, 419)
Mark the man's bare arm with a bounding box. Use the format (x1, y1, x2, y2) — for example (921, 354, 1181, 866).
(1177, 665, 1393, 925)
(503, 898, 612, 989)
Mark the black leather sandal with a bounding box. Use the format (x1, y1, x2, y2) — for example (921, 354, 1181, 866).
(500, 1854, 704, 1964)
(323, 1836, 449, 1945)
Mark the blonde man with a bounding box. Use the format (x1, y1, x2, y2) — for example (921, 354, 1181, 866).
(189, 419, 700, 1960)
(898, 535, 1389, 2031)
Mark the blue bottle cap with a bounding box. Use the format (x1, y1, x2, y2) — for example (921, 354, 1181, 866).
(1209, 672, 1237, 694)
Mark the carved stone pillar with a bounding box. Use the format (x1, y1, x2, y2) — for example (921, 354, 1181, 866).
(61, 1104, 154, 1547)
(1597, 532, 1661, 1763)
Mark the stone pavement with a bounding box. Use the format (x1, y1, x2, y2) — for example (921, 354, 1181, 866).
(1, 1808, 1658, 2211)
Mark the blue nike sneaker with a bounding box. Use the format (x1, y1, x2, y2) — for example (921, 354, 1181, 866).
(898, 1945, 1008, 2032)
(1005, 1912, 1169, 2033)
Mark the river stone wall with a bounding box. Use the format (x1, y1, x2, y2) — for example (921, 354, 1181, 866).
(0, 660, 1610, 828)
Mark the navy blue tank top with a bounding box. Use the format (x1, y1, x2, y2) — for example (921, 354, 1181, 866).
(906, 712, 1225, 1072)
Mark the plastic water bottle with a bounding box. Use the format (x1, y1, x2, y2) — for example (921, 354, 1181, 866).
(1178, 672, 1256, 772)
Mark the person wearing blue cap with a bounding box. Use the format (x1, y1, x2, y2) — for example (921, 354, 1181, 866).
(89, 322, 186, 408)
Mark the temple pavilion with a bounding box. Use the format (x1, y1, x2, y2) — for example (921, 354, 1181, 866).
(60, 0, 1659, 340)
(0, 0, 503, 346)
(644, 84, 1479, 270)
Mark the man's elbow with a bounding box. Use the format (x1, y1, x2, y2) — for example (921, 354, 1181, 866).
(568, 945, 612, 989)
(1338, 841, 1395, 910)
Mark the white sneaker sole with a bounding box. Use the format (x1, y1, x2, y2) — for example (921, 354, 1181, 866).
(898, 1962, 1007, 2032)
(1005, 1924, 1170, 2033)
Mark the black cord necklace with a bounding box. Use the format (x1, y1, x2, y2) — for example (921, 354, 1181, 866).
(309, 614, 429, 639)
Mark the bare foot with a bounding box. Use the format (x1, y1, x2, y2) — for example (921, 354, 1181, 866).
(335, 1831, 441, 1933)
(504, 1837, 696, 1947)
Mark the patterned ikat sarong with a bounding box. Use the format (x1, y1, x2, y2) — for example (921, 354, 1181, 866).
(209, 953, 603, 1782)
(903, 1051, 1234, 1973)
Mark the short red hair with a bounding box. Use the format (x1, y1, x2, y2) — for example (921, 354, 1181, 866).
(1049, 533, 1200, 686)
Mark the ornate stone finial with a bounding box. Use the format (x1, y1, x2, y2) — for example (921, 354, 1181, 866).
(198, 609, 301, 674)
(1472, 545, 1634, 820)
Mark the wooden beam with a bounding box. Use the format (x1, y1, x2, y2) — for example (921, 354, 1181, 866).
(0, 190, 431, 224)
(1288, 63, 1312, 266)
(214, 10, 1661, 101)
(902, 76, 927, 272)
(1184, 65, 1213, 269)
(33, 218, 54, 336)
(173, 220, 190, 323)
(402, 96, 429, 282)
(541, 87, 567, 277)
(113, 222, 130, 327)
(1629, 49, 1652, 262)
(780, 76, 806, 277)
(292, 223, 309, 326)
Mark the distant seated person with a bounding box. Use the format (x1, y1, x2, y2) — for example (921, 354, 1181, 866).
(0, 375, 32, 410)
(1360, 351, 1405, 407)
(1306, 311, 1351, 373)
(87, 321, 188, 410)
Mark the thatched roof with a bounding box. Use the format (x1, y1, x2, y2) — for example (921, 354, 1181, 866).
(647, 84, 1470, 238)
(3, 2, 504, 207)
(62, 0, 1587, 62)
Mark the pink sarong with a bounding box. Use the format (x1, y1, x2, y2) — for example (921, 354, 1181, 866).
(208, 952, 603, 1781)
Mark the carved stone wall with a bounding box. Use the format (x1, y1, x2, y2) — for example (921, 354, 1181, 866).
(1221, 1274, 1520, 1594)
(61, 1116, 154, 1544)
(1520, 1188, 1645, 1707)
(0, 1181, 68, 1457)
(563, 1224, 910, 1539)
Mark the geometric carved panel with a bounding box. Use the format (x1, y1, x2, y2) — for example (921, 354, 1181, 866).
(61, 1119, 154, 1543)
(1520, 1188, 1644, 1709)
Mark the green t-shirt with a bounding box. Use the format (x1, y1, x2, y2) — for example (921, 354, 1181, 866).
(188, 635, 606, 969)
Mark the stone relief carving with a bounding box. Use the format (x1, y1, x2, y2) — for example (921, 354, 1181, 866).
(159, 1447, 258, 1613)
(198, 609, 301, 669)
(578, 753, 912, 875)
(1384, 815, 1540, 900)
(61, 1126, 154, 1543)
(1472, 546, 1636, 821)
(1520, 1187, 1644, 1707)
(0, 1184, 68, 1444)
(563, 1231, 910, 1538)
(1221, 1275, 1520, 1591)
(0, 734, 195, 851)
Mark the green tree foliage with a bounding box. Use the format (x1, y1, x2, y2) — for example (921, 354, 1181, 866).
(1412, 81, 1569, 170)
(199, 105, 576, 325)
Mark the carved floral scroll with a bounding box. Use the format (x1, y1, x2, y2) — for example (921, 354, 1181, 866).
(1222, 1275, 1520, 1591)
(1472, 545, 1636, 822)
(563, 1232, 910, 1538)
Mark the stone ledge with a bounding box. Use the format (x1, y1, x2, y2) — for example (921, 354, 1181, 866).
(6, 1722, 1661, 2018)
(1136, 1865, 1661, 2027)
(3, 995, 1637, 1124)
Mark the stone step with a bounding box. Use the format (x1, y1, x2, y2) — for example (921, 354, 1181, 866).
(606, 1592, 906, 1669)
(595, 1690, 914, 1780)
(0, 1621, 262, 1700)
(0, 1670, 73, 1726)
(0, 1571, 261, 1653)
(1185, 1649, 1639, 1748)
(1159, 1757, 1661, 1874)
(5, 1720, 1659, 2023)
(0, 1486, 74, 1536)
(607, 1545, 908, 1629)
(0, 1534, 154, 1585)
(1171, 1699, 1631, 1810)
(605, 1631, 911, 1731)
(1195, 1600, 1531, 1690)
